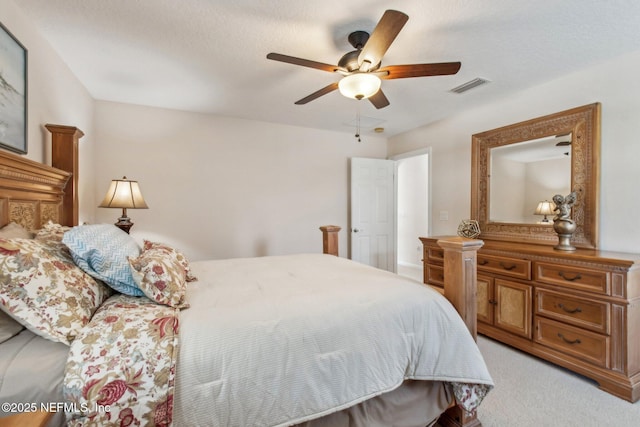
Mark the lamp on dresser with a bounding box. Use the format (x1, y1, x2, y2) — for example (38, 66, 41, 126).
(99, 176, 148, 234)
(534, 200, 554, 223)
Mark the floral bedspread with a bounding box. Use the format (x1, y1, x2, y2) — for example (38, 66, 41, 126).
(63, 294, 179, 426)
(450, 381, 492, 414)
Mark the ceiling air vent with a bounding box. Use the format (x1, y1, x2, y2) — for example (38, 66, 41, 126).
(449, 78, 490, 94)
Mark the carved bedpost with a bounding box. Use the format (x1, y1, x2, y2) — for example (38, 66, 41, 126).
(436, 236, 484, 427)
(45, 124, 84, 226)
(438, 236, 483, 338)
(319, 225, 341, 256)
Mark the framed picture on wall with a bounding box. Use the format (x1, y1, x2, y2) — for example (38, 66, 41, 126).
(0, 21, 27, 154)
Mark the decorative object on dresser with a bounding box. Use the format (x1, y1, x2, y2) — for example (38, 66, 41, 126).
(534, 200, 554, 224)
(98, 176, 149, 233)
(552, 191, 578, 251)
(457, 219, 481, 238)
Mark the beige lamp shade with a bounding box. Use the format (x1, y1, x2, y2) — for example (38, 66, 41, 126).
(99, 177, 149, 209)
(99, 177, 148, 233)
(534, 200, 554, 223)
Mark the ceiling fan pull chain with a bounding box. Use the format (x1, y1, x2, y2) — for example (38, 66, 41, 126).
(355, 105, 362, 142)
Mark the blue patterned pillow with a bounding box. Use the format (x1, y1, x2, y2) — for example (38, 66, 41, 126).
(62, 224, 143, 296)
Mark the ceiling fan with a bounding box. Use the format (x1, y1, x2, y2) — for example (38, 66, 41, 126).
(266, 10, 461, 109)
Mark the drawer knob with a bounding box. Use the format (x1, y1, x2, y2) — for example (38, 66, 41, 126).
(557, 333, 581, 345)
(479, 260, 489, 266)
(558, 271, 582, 281)
(499, 262, 516, 271)
(558, 303, 582, 314)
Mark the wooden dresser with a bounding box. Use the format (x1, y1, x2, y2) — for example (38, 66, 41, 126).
(420, 236, 640, 403)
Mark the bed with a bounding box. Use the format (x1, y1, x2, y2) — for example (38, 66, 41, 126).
(0, 132, 493, 427)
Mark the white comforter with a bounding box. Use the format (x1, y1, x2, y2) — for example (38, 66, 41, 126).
(174, 254, 493, 427)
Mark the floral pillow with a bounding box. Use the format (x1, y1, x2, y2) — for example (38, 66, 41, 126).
(62, 224, 143, 296)
(128, 241, 196, 309)
(35, 220, 71, 243)
(142, 240, 197, 282)
(0, 238, 112, 345)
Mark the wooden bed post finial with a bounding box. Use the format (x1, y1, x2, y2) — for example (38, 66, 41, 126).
(319, 225, 341, 256)
(45, 124, 84, 226)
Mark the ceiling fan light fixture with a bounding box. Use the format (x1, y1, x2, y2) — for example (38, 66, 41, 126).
(338, 73, 381, 100)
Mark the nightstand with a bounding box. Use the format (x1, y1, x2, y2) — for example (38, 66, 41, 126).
(0, 411, 52, 427)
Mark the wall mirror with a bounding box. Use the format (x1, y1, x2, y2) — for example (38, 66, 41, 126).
(471, 103, 600, 248)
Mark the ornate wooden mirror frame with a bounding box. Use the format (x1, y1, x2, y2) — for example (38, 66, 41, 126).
(471, 103, 600, 248)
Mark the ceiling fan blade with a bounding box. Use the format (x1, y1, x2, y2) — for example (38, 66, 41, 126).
(358, 10, 409, 72)
(368, 89, 390, 109)
(379, 62, 462, 79)
(267, 53, 340, 73)
(294, 82, 340, 105)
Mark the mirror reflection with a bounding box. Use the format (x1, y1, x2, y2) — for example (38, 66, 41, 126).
(489, 133, 572, 224)
(471, 103, 599, 248)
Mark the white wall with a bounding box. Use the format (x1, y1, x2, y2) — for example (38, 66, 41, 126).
(8, 0, 640, 254)
(389, 49, 640, 254)
(1, 0, 96, 217)
(397, 155, 428, 267)
(4, 0, 386, 261)
(490, 157, 526, 223)
(93, 101, 387, 261)
(524, 157, 571, 223)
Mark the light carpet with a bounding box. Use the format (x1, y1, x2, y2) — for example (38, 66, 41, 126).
(474, 335, 640, 426)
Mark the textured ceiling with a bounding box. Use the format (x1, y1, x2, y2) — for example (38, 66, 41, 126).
(16, 0, 640, 137)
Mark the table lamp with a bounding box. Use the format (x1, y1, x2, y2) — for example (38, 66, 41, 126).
(99, 176, 148, 233)
(534, 200, 554, 223)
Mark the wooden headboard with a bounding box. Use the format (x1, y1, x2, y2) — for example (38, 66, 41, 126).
(0, 149, 70, 230)
(0, 124, 81, 231)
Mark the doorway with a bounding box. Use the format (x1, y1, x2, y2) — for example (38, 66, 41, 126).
(394, 150, 430, 281)
(349, 150, 430, 278)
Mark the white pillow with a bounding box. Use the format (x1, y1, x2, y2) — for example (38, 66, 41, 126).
(0, 222, 33, 239)
(62, 224, 143, 296)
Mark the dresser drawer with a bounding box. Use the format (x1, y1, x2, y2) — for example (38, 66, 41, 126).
(534, 317, 609, 368)
(426, 246, 444, 264)
(534, 262, 609, 294)
(477, 254, 531, 280)
(426, 264, 445, 287)
(535, 289, 610, 334)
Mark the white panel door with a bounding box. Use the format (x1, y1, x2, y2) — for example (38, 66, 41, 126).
(350, 157, 395, 271)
